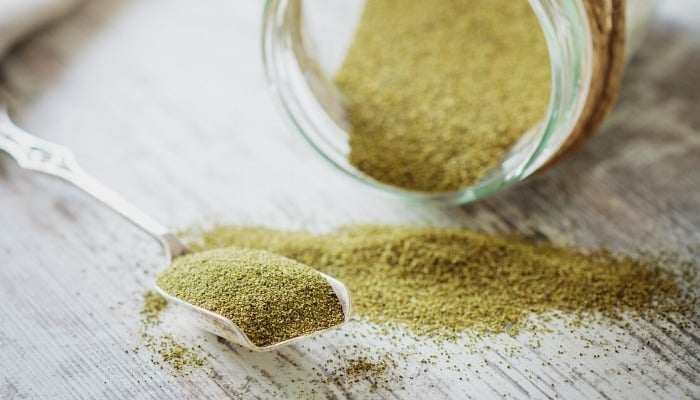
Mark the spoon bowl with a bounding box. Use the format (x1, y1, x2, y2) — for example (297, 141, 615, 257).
(156, 272, 351, 351)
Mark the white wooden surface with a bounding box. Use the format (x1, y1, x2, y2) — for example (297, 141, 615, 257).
(0, 1, 698, 398)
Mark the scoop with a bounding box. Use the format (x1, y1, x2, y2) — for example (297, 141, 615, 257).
(0, 101, 351, 352)
(156, 271, 350, 351)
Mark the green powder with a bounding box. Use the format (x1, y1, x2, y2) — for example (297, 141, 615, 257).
(155, 335, 205, 371)
(330, 356, 391, 392)
(141, 290, 167, 321)
(138, 291, 207, 374)
(336, 0, 551, 192)
(156, 248, 345, 347)
(187, 225, 693, 340)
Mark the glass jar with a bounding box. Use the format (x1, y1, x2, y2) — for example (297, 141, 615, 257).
(262, 0, 654, 204)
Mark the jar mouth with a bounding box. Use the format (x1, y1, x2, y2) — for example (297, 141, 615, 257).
(262, 0, 593, 205)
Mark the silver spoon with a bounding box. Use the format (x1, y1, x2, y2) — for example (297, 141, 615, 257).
(0, 100, 351, 352)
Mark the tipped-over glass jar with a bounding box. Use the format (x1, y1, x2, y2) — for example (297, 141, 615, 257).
(262, 0, 654, 204)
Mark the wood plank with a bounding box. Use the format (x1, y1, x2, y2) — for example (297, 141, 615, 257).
(1, 0, 698, 398)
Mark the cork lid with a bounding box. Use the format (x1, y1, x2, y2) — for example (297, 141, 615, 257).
(540, 0, 627, 170)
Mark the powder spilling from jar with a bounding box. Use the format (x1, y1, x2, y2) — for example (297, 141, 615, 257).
(187, 225, 694, 340)
(156, 248, 346, 347)
(335, 0, 551, 192)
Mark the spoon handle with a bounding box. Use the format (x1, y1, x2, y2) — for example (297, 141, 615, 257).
(0, 105, 189, 258)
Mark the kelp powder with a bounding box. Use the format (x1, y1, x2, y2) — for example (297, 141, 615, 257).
(188, 225, 694, 340)
(156, 248, 345, 347)
(138, 291, 207, 374)
(336, 0, 551, 191)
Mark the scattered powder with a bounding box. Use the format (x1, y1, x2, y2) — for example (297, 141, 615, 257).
(342, 357, 388, 378)
(188, 225, 694, 340)
(153, 335, 205, 371)
(156, 248, 345, 347)
(141, 290, 167, 321)
(139, 331, 206, 373)
(138, 291, 207, 374)
(336, 0, 551, 192)
(328, 356, 392, 392)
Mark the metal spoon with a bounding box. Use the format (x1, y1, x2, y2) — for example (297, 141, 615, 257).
(0, 101, 351, 352)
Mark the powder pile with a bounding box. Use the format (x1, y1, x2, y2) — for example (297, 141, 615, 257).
(188, 225, 693, 340)
(336, 0, 551, 192)
(156, 248, 345, 347)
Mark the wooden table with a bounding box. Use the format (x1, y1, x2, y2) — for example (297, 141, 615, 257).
(1, 1, 698, 398)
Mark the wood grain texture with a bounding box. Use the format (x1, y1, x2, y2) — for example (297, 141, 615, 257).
(0, 0, 698, 399)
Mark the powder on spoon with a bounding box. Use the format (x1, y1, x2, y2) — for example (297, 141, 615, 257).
(335, 0, 551, 192)
(156, 248, 346, 347)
